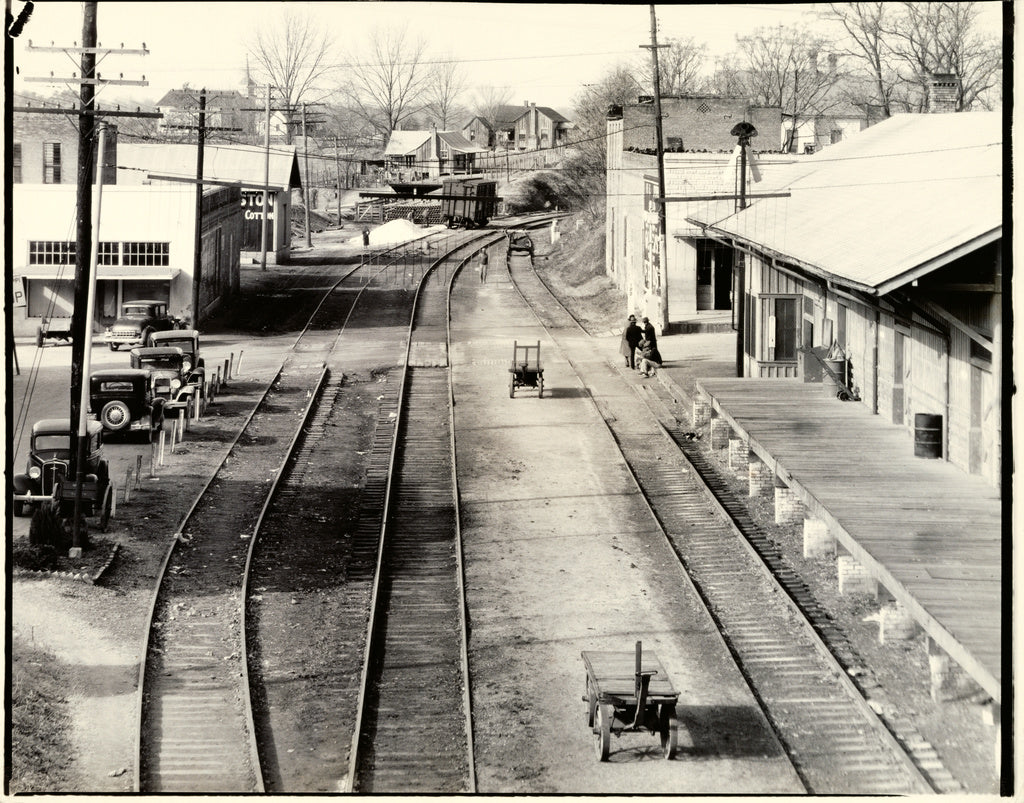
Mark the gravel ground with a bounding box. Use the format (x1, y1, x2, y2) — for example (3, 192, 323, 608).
(9, 218, 1004, 794)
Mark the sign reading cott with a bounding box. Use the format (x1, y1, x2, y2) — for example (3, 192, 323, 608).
(241, 190, 274, 250)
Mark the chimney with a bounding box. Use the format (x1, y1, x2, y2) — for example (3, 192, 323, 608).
(928, 73, 959, 113)
(523, 100, 529, 106)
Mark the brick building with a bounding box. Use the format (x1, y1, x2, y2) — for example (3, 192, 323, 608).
(621, 96, 782, 153)
(606, 96, 788, 329)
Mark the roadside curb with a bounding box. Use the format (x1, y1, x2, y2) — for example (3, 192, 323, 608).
(13, 543, 120, 585)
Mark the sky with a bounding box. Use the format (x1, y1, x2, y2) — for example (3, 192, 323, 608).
(10, 1, 1005, 115)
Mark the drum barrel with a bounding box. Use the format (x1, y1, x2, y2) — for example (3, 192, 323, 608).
(913, 413, 943, 459)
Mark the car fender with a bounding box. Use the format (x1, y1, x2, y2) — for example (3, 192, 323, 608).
(13, 474, 34, 495)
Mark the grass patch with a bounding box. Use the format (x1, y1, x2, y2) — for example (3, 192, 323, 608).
(10, 638, 78, 792)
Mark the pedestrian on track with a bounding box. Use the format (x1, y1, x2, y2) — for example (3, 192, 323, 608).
(620, 314, 643, 369)
(480, 249, 489, 283)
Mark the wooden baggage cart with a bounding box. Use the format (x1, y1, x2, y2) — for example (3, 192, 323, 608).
(581, 641, 679, 761)
(36, 317, 73, 348)
(509, 340, 544, 398)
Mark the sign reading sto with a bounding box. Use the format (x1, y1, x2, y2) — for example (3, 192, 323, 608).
(241, 190, 274, 250)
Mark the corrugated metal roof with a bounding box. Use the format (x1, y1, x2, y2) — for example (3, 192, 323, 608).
(438, 131, 487, 153)
(686, 112, 1003, 293)
(118, 143, 301, 190)
(384, 131, 431, 156)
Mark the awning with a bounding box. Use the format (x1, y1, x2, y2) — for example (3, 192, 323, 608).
(16, 267, 180, 281)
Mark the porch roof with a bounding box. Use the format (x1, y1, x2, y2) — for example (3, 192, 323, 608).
(119, 143, 301, 191)
(685, 112, 1003, 294)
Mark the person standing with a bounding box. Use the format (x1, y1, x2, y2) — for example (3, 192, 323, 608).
(620, 314, 643, 369)
(480, 249, 489, 283)
(641, 316, 657, 347)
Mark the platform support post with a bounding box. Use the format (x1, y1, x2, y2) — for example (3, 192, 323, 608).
(709, 415, 731, 449)
(802, 517, 835, 558)
(748, 455, 773, 497)
(878, 601, 918, 643)
(728, 437, 749, 473)
(837, 554, 877, 598)
(774, 484, 804, 525)
(692, 396, 711, 427)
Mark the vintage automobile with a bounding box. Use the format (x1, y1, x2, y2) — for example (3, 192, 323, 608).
(129, 346, 197, 415)
(12, 418, 112, 529)
(148, 329, 205, 401)
(89, 367, 166, 440)
(104, 299, 179, 351)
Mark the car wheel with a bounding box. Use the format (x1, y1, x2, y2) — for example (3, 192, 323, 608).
(13, 499, 28, 517)
(100, 400, 132, 432)
(141, 328, 154, 347)
(109, 342, 119, 351)
(97, 485, 112, 532)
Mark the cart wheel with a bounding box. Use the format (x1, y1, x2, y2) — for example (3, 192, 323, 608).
(538, 375, 544, 399)
(586, 682, 597, 728)
(97, 485, 112, 532)
(659, 704, 678, 760)
(509, 373, 515, 398)
(36, 327, 44, 349)
(595, 704, 612, 761)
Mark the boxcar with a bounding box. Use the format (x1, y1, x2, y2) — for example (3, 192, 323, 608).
(440, 178, 498, 229)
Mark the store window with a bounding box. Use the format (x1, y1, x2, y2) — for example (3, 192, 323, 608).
(29, 241, 76, 265)
(760, 295, 799, 362)
(98, 242, 120, 265)
(122, 242, 170, 266)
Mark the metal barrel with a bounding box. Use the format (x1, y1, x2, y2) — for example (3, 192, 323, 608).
(913, 413, 943, 458)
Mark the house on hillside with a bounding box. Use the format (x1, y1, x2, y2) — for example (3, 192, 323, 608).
(118, 143, 301, 265)
(11, 114, 242, 336)
(383, 128, 486, 181)
(686, 111, 1003, 486)
(462, 102, 574, 151)
(606, 95, 786, 328)
(155, 87, 256, 140)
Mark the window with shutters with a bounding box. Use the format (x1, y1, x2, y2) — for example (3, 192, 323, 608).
(43, 142, 62, 183)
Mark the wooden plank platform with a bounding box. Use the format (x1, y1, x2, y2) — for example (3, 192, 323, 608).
(581, 650, 679, 700)
(696, 377, 1002, 701)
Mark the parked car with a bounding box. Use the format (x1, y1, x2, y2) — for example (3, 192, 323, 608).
(129, 346, 197, 415)
(89, 368, 166, 440)
(12, 418, 112, 529)
(148, 329, 205, 400)
(104, 300, 179, 351)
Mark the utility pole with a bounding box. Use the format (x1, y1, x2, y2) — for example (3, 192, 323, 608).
(302, 102, 311, 248)
(641, 4, 670, 335)
(334, 134, 342, 224)
(69, 0, 98, 494)
(261, 84, 271, 271)
(193, 89, 206, 326)
(22, 7, 151, 553)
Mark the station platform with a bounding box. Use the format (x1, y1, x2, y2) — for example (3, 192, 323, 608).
(648, 322, 1003, 702)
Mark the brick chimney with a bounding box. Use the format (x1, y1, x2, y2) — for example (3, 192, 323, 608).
(928, 73, 960, 113)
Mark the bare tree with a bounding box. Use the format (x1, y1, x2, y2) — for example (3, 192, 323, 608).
(422, 55, 468, 129)
(705, 54, 748, 96)
(881, 2, 1001, 111)
(248, 9, 336, 142)
(472, 85, 515, 126)
(636, 37, 708, 96)
(736, 25, 844, 151)
(825, 2, 900, 116)
(338, 25, 432, 145)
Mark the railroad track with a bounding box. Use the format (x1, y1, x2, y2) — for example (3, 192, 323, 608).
(503, 254, 943, 794)
(135, 216, 552, 794)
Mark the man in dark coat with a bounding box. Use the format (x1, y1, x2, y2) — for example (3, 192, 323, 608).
(641, 316, 657, 346)
(620, 314, 643, 369)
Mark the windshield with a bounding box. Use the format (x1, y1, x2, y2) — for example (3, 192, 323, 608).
(123, 305, 155, 317)
(35, 434, 71, 451)
(141, 357, 181, 370)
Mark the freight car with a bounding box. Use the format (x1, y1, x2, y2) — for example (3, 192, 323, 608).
(440, 177, 498, 229)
